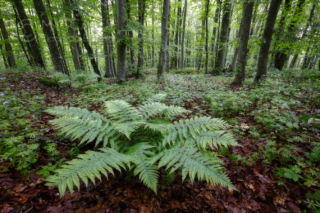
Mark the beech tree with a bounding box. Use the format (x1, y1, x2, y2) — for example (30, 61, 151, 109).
(232, 0, 254, 86)
(13, 0, 45, 68)
(116, 0, 126, 83)
(213, 0, 231, 75)
(255, 0, 283, 83)
(0, 17, 16, 67)
(157, 0, 170, 79)
(33, 0, 65, 73)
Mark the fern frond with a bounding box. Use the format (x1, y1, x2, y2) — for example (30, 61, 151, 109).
(46, 148, 133, 197)
(125, 143, 159, 193)
(45, 106, 108, 122)
(143, 93, 167, 104)
(195, 131, 238, 149)
(105, 100, 142, 121)
(163, 117, 231, 146)
(139, 102, 190, 119)
(151, 143, 235, 190)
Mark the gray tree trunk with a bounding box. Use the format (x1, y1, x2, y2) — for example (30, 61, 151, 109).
(72, 0, 101, 81)
(13, 0, 45, 68)
(213, 0, 231, 75)
(172, 0, 181, 69)
(211, 4, 220, 68)
(65, 0, 82, 71)
(152, 0, 155, 68)
(46, 0, 69, 75)
(0, 18, 16, 67)
(33, 0, 64, 72)
(101, 0, 114, 77)
(116, 0, 127, 83)
(0, 34, 9, 68)
(205, 0, 210, 73)
(126, 0, 135, 73)
(232, 0, 254, 86)
(255, 0, 282, 83)
(157, 0, 170, 79)
(180, 0, 187, 69)
(136, 0, 146, 78)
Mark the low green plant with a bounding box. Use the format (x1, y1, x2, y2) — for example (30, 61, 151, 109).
(44, 94, 238, 196)
(0, 137, 38, 177)
(36, 158, 66, 178)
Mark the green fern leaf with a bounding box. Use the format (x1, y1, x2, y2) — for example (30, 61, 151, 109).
(46, 148, 133, 197)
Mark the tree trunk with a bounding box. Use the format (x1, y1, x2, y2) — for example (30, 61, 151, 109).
(255, 0, 282, 83)
(126, 0, 135, 73)
(165, 7, 170, 73)
(46, 0, 69, 75)
(205, 0, 210, 74)
(274, 0, 305, 70)
(232, 0, 254, 86)
(211, 4, 220, 68)
(64, 0, 82, 70)
(13, 0, 45, 68)
(116, 0, 126, 83)
(72, 0, 102, 81)
(213, 0, 231, 75)
(172, 0, 181, 69)
(180, 0, 187, 69)
(101, 0, 114, 78)
(0, 18, 16, 67)
(157, 0, 170, 79)
(289, 3, 316, 68)
(136, 0, 146, 79)
(14, 8, 35, 66)
(33, 0, 64, 72)
(230, 29, 240, 71)
(152, 0, 155, 68)
(0, 34, 9, 68)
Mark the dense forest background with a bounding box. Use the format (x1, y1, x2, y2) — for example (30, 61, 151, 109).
(0, 0, 319, 81)
(1, 0, 320, 212)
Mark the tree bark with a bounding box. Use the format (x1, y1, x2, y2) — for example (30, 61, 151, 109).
(180, 0, 187, 69)
(101, 0, 114, 78)
(205, 0, 210, 74)
(0, 18, 16, 67)
(213, 0, 231, 75)
(126, 0, 135, 73)
(33, 0, 64, 72)
(0, 34, 9, 68)
(116, 0, 126, 83)
(72, 0, 102, 81)
(46, 0, 69, 75)
(136, 0, 146, 79)
(64, 0, 82, 70)
(255, 0, 282, 83)
(211, 4, 220, 68)
(157, 0, 170, 79)
(274, 0, 305, 70)
(172, 0, 181, 69)
(231, 0, 254, 86)
(13, 0, 45, 68)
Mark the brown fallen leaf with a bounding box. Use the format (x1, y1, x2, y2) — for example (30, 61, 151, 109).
(0, 204, 14, 213)
(139, 206, 152, 213)
(13, 183, 27, 193)
(286, 202, 301, 213)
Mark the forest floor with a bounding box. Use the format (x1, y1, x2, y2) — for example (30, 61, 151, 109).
(0, 68, 320, 213)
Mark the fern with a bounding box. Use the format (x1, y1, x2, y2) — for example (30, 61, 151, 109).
(45, 94, 238, 196)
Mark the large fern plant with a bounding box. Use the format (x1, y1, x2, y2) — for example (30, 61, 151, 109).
(45, 94, 238, 196)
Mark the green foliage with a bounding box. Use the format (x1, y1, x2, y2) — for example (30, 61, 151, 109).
(0, 137, 38, 177)
(206, 90, 252, 116)
(45, 95, 238, 197)
(36, 158, 66, 178)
